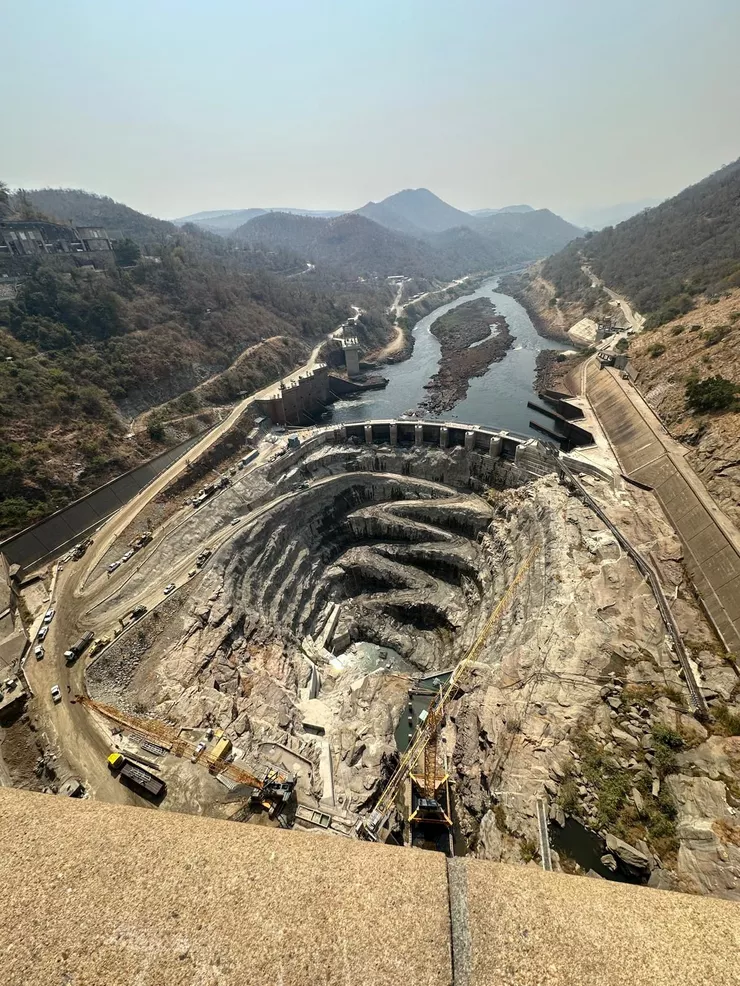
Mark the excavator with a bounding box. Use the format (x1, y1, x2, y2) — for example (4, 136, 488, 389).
(356, 543, 540, 842)
(76, 696, 296, 818)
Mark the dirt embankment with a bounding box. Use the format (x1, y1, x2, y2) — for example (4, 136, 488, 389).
(500, 264, 589, 343)
(627, 290, 740, 528)
(418, 298, 513, 414)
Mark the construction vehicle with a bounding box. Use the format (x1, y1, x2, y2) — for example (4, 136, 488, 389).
(212, 736, 232, 761)
(356, 544, 540, 842)
(64, 630, 94, 664)
(80, 697, 296, 817)
(108, 753, 166, 798)
(72, 538, 93, 560)
(131, 531, 153, 552)
(89, 637, 111, 657)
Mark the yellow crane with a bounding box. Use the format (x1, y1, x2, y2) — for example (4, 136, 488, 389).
(357, 543, 540, 841)
(77, 696, 295, 811)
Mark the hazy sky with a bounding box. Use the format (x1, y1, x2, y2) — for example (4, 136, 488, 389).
(4, 0, 739, 221)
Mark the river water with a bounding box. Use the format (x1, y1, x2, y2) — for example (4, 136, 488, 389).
(330, 277, 569, 437)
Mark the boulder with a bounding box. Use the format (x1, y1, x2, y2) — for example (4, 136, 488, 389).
(605, 834, 651, 871)
(611, 728, 639, 750)
(631, 787, 645, 814)
(648, 870, 676, 892)
(600, 853, 617, 872)
(550, 806, 565, 827)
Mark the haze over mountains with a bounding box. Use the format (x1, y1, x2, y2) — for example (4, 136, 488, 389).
(226, 188, 583, 279)
(173, 188, 578, 241)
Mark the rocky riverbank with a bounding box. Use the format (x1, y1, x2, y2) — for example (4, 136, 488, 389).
(418, 298, 513, 414)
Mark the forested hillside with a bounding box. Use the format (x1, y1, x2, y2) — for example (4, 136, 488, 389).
(232, 212, 466, 278)
(542, 157, 740, 326)
(0, 198, 356, 535)
(232, 206, 580, 280)
(20, 188, 177, 244)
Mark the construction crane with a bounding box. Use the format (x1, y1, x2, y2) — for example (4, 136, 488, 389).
(77, 696, 296, 814)
(356, 543, 540, 841)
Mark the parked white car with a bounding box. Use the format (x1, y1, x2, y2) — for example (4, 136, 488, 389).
(122, 550, 134, 562)
(50, 685, 62, 704)
(44, 608, 55, 624)
(163, 583, 176, 595)
(108, 561, 121, 574)
(34, 646, 44, 660)
(37, 626, 48, 642)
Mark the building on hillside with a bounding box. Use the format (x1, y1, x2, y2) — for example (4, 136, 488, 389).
(0, 220, 113, 260)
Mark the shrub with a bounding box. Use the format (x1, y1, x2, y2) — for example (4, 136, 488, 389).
(671, 325, 685, 335)
(520, 838, 538, 863)
(147, 418, 165, 442)
(703, 325, 730, 347)
(652, 724, 684, 749)
(558, 779, 580, 815)
(714, 704, 740, 736)
(685, 375, 738, 413)
(493, 804, 507, 832)
(648, 343, 666, 358)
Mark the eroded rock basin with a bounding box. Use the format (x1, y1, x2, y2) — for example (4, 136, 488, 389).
(86, 437, 740, 898)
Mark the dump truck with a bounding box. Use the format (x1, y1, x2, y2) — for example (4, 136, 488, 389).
(64, 630, 94, 664)
(107, 753, 166, 798)
(195, 549, 212, 569)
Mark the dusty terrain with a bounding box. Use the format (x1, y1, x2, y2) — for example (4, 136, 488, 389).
(53, 432, 739, 898)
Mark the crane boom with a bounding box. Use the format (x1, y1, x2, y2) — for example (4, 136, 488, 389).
(357, 543, 540, 839)
(77, 696, 279, 791)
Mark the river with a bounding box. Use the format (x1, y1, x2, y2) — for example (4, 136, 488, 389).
(329, 276, 569, 437)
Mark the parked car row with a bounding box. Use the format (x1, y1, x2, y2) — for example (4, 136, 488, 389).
(107, 533, 152, 574)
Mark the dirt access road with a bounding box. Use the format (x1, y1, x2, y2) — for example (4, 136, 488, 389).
(368, 275, 473, 363)
(20, 311, 343, 800)
(583, 264, 645, 332)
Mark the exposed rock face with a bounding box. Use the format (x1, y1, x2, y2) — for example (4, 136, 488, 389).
(666, 775, 740, 900)
(85, 439, 739, 899)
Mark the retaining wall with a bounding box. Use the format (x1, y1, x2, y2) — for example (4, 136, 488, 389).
(586, 361, 740, 651)
(0, 430, 210, 571)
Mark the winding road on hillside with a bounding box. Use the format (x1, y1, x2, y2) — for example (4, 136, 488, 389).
(582, 264, 645, 332)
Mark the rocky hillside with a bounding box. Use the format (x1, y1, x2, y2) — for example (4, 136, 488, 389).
(627, 290, 740, 528)
(502, 157, 740, 522)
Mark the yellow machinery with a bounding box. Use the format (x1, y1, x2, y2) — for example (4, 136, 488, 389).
(78, 696, 295, 811)
(357, 543, 540, 841)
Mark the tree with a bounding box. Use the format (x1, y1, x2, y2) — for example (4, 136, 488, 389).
(685, 375, 738, 413)
(114, 237, 141, 267)
(0, 180, 10, 219)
